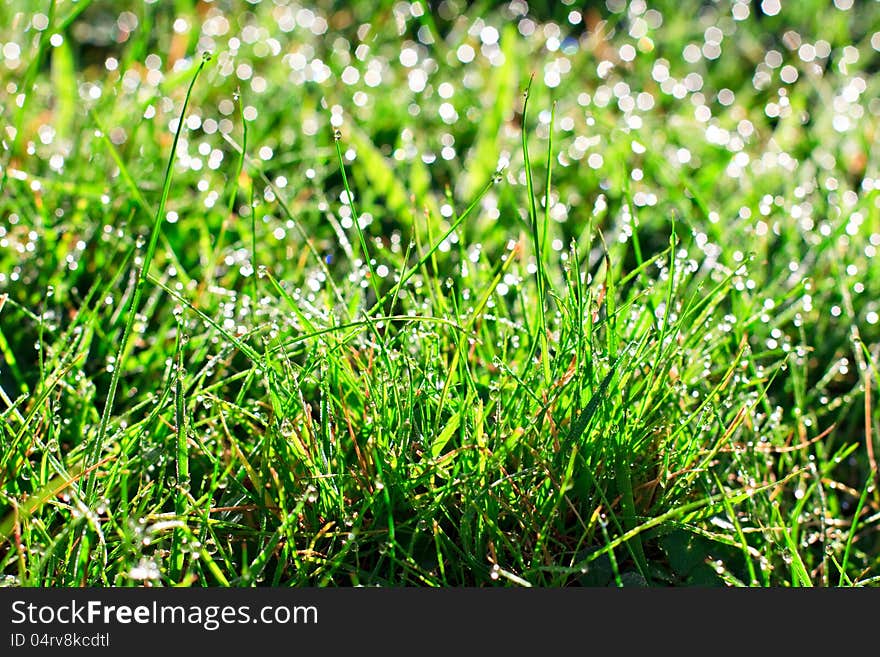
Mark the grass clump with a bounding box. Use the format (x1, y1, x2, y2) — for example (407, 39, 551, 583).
(1, 0, 879, 586)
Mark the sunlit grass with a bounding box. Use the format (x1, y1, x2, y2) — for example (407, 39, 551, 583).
(0, 0, 879, 587)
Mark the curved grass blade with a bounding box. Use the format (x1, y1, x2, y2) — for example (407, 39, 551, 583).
(84, 54, 211, 500)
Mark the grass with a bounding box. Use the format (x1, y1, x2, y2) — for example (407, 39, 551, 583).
(0, 0, 879, 587)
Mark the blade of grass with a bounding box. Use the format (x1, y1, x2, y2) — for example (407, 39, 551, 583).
(520, 76, 552, 386)
(84, 54, 210, 500)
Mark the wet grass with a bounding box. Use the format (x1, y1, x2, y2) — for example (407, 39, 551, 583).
(1, 0, 879, 586)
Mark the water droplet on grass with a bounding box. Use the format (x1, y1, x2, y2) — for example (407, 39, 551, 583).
(128, 557, 160, 580)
